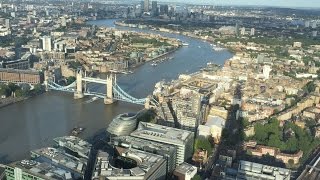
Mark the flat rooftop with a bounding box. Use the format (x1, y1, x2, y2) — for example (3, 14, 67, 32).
(7, 160, 73, 180)
(92, 149, 165, 179)
(31, 147, 87, 174)
(174, 162, 197, 175)
(130, 122, 193, 145)
(53, 136, 92, 159)
(238, 160, 291, 180)
(0, 68, 39, 75)
(112, 136, 177, 158)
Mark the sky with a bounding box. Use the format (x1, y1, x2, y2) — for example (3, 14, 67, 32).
(157, 0, 320, 8)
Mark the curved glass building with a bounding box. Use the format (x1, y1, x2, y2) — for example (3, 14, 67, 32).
(107, 113, 138, 136)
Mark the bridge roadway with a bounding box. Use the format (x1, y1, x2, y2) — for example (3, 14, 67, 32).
(82, 77, 108, 84)
(47, 77, 148, 106)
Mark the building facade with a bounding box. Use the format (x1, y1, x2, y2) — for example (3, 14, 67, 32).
(0, 68, 43, 84)
(130, 122, 194, 165)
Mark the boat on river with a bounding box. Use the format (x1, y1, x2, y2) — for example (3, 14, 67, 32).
(182, 42, 189, 46)
(70, 127, 85, 136)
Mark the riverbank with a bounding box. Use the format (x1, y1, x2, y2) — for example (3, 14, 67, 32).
(115, 20, 215, 43)
(0, 97, 28, 108)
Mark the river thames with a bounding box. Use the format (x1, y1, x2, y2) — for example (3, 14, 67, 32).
(0, 19, 233, 163)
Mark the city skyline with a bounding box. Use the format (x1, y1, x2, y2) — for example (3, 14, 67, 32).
(157, 0, 320, 8)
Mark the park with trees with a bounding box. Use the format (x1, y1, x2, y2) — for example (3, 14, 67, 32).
(249, 117, 320, 164)
(0, 83, 45, 98)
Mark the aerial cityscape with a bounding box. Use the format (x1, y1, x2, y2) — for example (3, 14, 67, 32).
(0, 0, 320, 180)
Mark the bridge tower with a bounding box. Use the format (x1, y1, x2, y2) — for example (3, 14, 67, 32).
(74, 68, 84, 99)
(104, 74, 116, 104)
(43, 71, 49, 92)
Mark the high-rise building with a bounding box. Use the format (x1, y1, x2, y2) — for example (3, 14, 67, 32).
(263, 65, 272, 80)
(305, 20, 310, 28)
(41, 36, 52, 52)
(10, 12, 15, 18)
(250, 28, 255, 36)
(144, 0, 149, 12)
(240, 27, 246, 36)
(152, 1, 158, 16)
(61, 17, 67, 27)
(312, 31, 318, 37)
(130, 122, 194, 165)
(311, 21, 317, 28)
(5, 19, 10, 28)
(160, 4, 169, 15)
(140, 1, 144, 13)
(235, 23, 240, 36)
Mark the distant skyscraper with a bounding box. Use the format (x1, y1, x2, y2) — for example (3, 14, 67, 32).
(311, 21, 317, 28)
(240, 27, 246, 35)
(61, 17, 67, 27)
(263, 65, 272, 80)
(140, 1, 144, 13)
(235, 23, 240, 36)
(312, 31, 318, 37)
(41, 36, 52, 52)
(27, 15, 31, 24)
(305, 21, 310, 28)
(5, 19, 10, 28)
(151, 1, 158, 16)
(144, 0, 149, 12)
(160, 4, 169, 15)
(250, 28, 255, 36)
(10, 12, 15, 18)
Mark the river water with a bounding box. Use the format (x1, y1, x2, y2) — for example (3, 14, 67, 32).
(0, 19, 233, 163)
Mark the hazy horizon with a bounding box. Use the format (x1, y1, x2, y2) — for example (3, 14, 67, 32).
(155, 0, 320, 8)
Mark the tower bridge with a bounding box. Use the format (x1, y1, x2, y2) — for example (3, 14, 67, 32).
(45, 68, 158, 108)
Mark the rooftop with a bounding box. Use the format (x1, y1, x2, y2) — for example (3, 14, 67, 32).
(112, 136, 177, 156)
(0, 68, 39, 75)
(31, 147, 87, 174)
(130, 122, 193, 145)
(206, 115, 226, 128)
(92, 149, 165, 179)
(238, 160, 291, 180)
(53, 136, 92, 159)
(7, 160, 73, 180)
(174, 162, 197, 176)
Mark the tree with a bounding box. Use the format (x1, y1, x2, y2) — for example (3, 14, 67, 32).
(0, 84, 11, 97)
(8, 83, 19, 92)
(191, 174, 202, 180)
(286, 136, 298, 152)
(66, 76, 76, 85)
(267, 134, 282, 148)
(195, 137, 213, 154)
(254, 124, 268, 143)
(32, 84, 45, 95)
